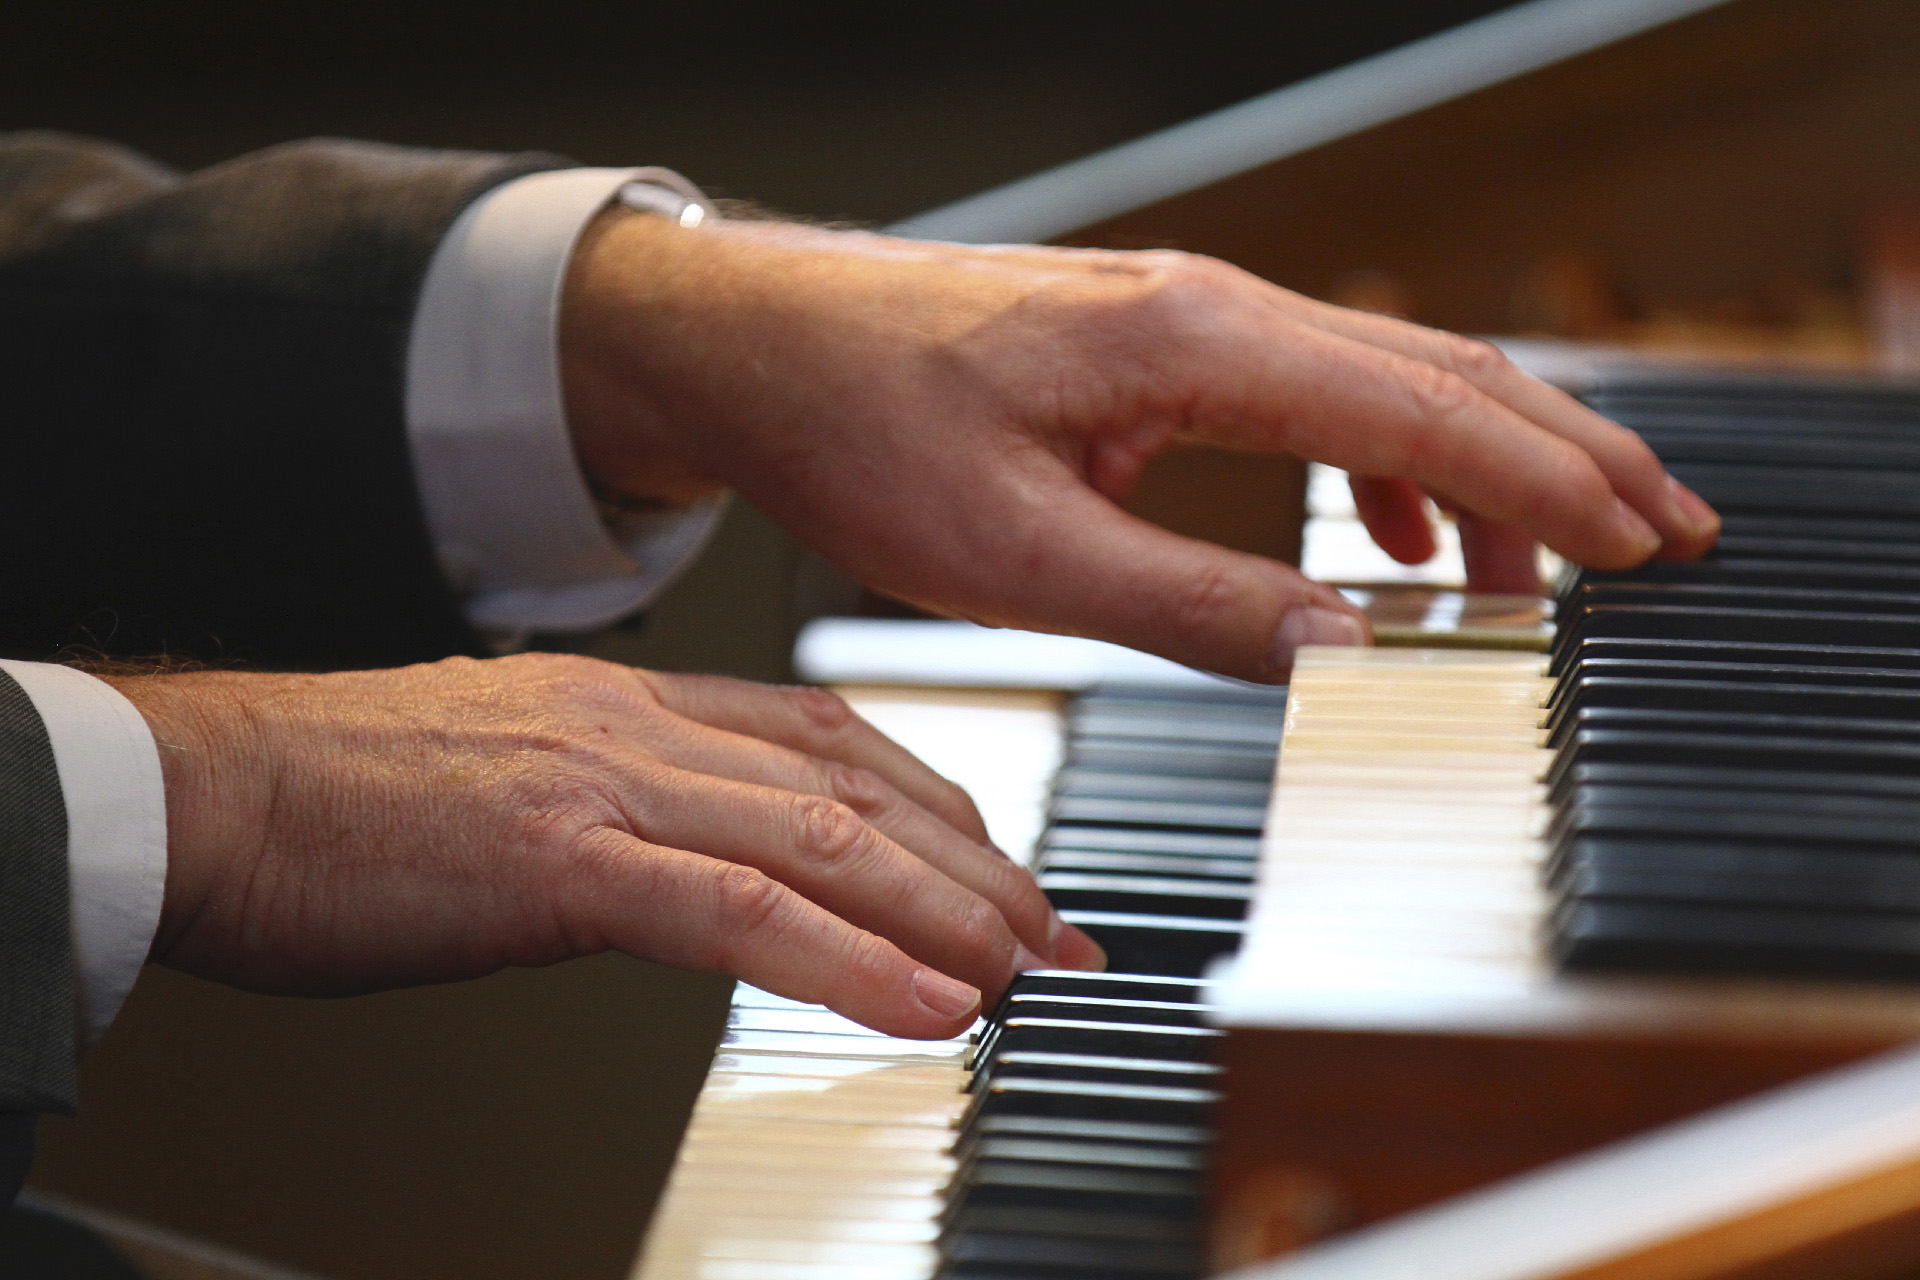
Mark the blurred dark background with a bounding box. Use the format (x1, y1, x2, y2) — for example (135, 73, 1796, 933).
(2, 5, 1527, 1279)
(5, 2, 1521, 224)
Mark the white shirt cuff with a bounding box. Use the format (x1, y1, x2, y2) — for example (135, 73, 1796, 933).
(406, 166, 725, 642)
(0, 661, 166, 1046)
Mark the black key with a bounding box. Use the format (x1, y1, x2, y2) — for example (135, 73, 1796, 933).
(1544, 704, 1920, 753)
(964, 1077, 1217, 1129)
(1552, 837, 1920, 914)
(973, 999, 1212, 1069)
(1065, 739, 1279, 781)
(955, 1114, 1210, 1158)
(997, 971, 1210, 1004)
(1054, 911, 1247, 978)
(949, 1113, 1210, 1173)
(1048, 797, 1268, 832)
(1036, 850, 1256, 881)
(1553, 899, 1920, 978)
(1549, 608, 1920, 674)
(1038, 874, 1254, 919)
(1071, 714, 1282, 747)
(1663, 462, 1920, 517)
(1631, 433, 1920, 469)
(1052, 768, 1271, 806)
(1717, 513, 1920, 543)
(992, 995, 1211, 1028)
(1545, 659, 1920, 715)
(943, 1202, 1198, 1243)
(1546, 761, 1920, 810)
(1586, 558, 1920, 592)
(956, 1136, 1207, 1176)
(971, 1052, 1222, 1092)
(1079, 682, 1289, 710)
(1546, 728, 1920, 792)
(1542, 678, 1920, 741)
(950, 1158, 1202, 1215)
(1041, 829, 1262, 858)
(942, 1228, 1199, 1276)
(1548, 784, 1920, 838)
(1556, 637, 1920, 673)
(975, 1019, 1223, 1070)
(1557, 582, 1920, 633)
(1715, 536, 1920, 564)
(1547, 809, 1920, 873)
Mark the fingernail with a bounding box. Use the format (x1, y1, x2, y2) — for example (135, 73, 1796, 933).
(1050, 914, 1108, 972)
(1268, 606, 1366, 678)
(1612, 497, 1663, 560)
(911, 968, 981, 1020)
(1667, 475, 1721, 540)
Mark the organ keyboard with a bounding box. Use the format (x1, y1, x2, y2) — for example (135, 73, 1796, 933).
(1210, 374, 1920, 1271)
(633, 681, 1282, 1280)
(634, 372, 1920, 1280)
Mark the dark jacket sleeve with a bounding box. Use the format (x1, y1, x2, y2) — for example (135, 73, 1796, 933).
(0, 668, 75, 1207)
(0, 132, 573, 669)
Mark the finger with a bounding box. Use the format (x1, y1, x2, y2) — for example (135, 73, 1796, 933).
(636, 671, 994, 846)
(1281, 299, 1720, 558)
(614, 711, 1103, 971)
(1457, 513, 1544, 594)
(970, 468, 1371, 683)
(612, 761, 1047, 1001)
(1348, 475, 1438, 565)
(1183, 318, 1665, 570)
(567, 828, 981, 1038)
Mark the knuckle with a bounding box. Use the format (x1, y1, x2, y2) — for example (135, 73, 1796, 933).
(1611, 427, 1667, 480)
(517, 652, 611, 694)
(826, 763, 892, 816)
(1444, 335, 1511, 381)
(841, 927, 903, 983)
(1524, 446, 1614, 529)
(990, 862, 1053, 928)
(1400, 362, 1480, 423)
(1167, 560, 1241, 637)
(519, 769, 622, 831)
(951, 897, 1013, 959)
(939, 779, 988, 827)
(1102, 251, 1228, 333)
(711, 864, 788, 942)
(788, 684, 858, 734)
(790, 794, 874, 867)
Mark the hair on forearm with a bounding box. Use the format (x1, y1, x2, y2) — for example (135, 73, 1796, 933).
(710, 197, 870, 231)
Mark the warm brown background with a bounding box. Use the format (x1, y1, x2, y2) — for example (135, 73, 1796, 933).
(11, 1, 1920, 1277)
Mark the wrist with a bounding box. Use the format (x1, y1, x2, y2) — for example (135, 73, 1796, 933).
(97, 672, 268, 961)
(560, 206, 735, 509)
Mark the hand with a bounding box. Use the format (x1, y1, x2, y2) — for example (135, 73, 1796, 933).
(107, 654, 1103, 1039)
(561, 215, 1719, 681)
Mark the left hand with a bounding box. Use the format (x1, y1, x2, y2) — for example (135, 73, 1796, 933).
(109, 655, 1102, 1039)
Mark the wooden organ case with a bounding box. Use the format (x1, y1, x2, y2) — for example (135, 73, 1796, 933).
(634, 3, 1920, 1277)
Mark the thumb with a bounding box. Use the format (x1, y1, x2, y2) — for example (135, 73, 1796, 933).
(976, 479, 1370, 682)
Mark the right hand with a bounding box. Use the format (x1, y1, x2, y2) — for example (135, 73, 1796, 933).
(562, 217, 1720, 682)
(108, 653, 1103, 1040)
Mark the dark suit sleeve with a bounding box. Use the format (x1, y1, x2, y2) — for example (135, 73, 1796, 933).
(0, 668, 75, 1207)
(0, 132, 574, 670)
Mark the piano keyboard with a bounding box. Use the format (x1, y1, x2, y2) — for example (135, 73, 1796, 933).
(640, 372, 1920, 1276)
(1206, 375, 1920, 1266)
(1546, 376, 1920, 978)
(633, 682, 1287, 1280)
